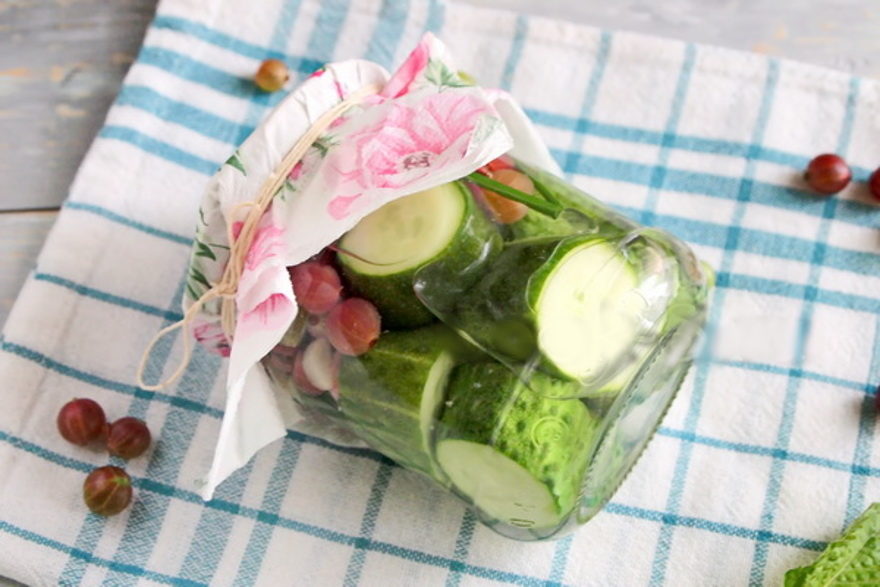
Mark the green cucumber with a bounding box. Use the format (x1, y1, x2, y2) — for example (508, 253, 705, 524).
(529, 236, 644, 381)
(338, 182, 501, 329)
(453, 234, 648, 385)
(436, 363, 597, 529)
(337, 325, 468, 481)
(508, 210, 576, 241)
(453, 237, 559, 363)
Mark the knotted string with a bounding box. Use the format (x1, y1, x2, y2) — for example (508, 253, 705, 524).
(136, 82, 384, 391)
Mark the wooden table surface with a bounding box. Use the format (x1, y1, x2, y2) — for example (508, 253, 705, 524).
(1, 0, 879, 327)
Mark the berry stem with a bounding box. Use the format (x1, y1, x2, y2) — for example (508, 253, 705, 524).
(466, 172, 563, 218)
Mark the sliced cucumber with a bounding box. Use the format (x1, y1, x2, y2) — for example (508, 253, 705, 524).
(437, 363, 597, 529)
(528, 237, 643, 381)
(338, 182, 501, 329)
(337, 325, 467, 482)
(454, 234, 653, 385)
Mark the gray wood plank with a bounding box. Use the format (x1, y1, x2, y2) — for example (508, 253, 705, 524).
(0, 211, 56, 328)
(473, 0, 880, 78)
(1, 0, 878, 213)
(0, 0, 158, 211)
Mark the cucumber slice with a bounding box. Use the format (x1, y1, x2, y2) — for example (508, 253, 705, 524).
(437, 363, 597, 529)
(454, 234, 656, 385)
(339, 182, 501, 329)
(528, 237, 643, 381)
(337, 325, 467, 481)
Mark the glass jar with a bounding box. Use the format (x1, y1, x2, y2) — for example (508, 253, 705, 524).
(261, 156, 712, 541)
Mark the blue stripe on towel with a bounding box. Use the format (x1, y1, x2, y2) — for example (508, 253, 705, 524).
(648, 58, 781, 587)
(748, 76, 861, 587)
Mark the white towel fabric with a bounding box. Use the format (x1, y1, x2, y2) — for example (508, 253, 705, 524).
(1, 0, 878, 585)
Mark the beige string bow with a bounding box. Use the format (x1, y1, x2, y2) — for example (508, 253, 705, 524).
(137, 82, 384, 391)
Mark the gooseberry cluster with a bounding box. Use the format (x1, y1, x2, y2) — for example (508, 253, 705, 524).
(263, 256, 382, 398)
(57, 399, 152, 516)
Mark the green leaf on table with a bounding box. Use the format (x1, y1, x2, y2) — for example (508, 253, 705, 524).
(783, 503, 880, 586)
(225, 150, 247, 175)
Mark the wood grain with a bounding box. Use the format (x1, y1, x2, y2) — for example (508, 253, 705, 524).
(0, 0, 157, 211)
(0, 210, 56, 327)
(477, 0, 880, 77)
(1, 0, 878, 212)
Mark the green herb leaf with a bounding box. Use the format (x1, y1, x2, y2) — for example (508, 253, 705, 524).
(185, 282, 199, 302)
(188, 265, 212, 291)
(312, 139, 329, 157)
(466, 172, 564, 219)
(225, 150, 247, 175)
(194, 240, 217, 261)
(783, 503, 880, 586)
(424, 59, 469, 89)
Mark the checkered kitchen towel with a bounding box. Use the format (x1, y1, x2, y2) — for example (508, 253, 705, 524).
(2, 0, 879, 584)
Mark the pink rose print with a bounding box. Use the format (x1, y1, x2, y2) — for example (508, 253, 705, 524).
(329, 115, 348, 129)
(244, 293, 289, 328)
(231, 210, 285, 271)
(287, 150, 322, 186)
(245, 223, 284, 270)
(231, 220, 244, 241)
(327, 194, 363, 219)
(231, 205, 296, 345)
(193, 322, 231, 357)
(324, 92, 490, 218)
(308, 67, 326, 79)
(362, 94, 387, 107)
(288, 160, 305, 181)
(381, 37, 430, 99)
